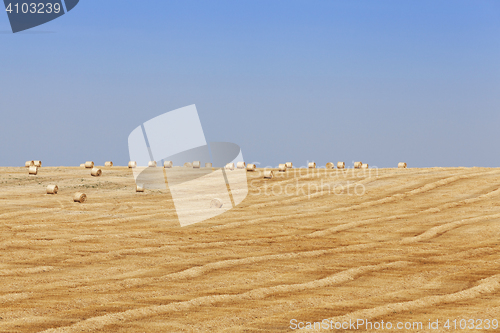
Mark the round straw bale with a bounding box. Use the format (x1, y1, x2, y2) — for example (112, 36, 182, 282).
(85, 161, 94, 168)
(337, 162, 345, 169)
(361, 163, 369, 169)
(398, 162, 407, 168)
(246, 164, 256, 171)
(25, 160, 34, 167)
(136, 185, 145, 192)
(33, 161, 42, 167)
(193, 161, 201, 168)
(205, 162, 212, 168)
(128, 161, 137, 168)
(326, 162, 334, 169)
(28, 166, 38, 175)
(308, 162, 316, 169)
(148, 161, 157, 167)
(46, 185, 58, 194)
(354, 161, 363, 169)
(278, 164, 287, 172)
(91, 168, 102, 177)
(80, 164, 85, 168)
(237, 162, 246, 169)
(184, 162, 193, 167)
(263, 170, 274, 179)
(164, 161, 173, 168)
(285, 162, 293, 168)
(225, 163, 235, 170)
(104, 161, 113, 167)
(210, 198, 223, 208)
(73, 192, 86, 203)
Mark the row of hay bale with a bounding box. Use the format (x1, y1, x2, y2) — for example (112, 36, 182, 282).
(44, 185, 87, 202)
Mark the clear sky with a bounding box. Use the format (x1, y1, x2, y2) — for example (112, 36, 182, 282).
(1, 1, 499, 168)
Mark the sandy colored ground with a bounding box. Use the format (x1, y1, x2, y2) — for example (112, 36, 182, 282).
(0, 166, 499, 332)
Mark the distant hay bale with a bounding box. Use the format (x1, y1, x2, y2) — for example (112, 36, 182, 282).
(354, 162, 363, 169)
(337, 162, 345, 169)
(91, 168, 102, 177)
(28, 166, 38, 175)
(85, 161, 94, 169)
(237, 162, 246, 169)
(361, 163, 369, 169)
(263, 170, 274, 179)
(164, 161, 173, 168)
(104, 161, 113, 167)
(128, 161, 137, 168)
(148, 161, 157, 167)
(326, 162, 334, 169)
(210, 198, 223, 208)
(285, 162, 293, 168)
(205, 163, 212, 168)
(33, 160, 42, 167)
(398, 162, 407, 168)
(192, 161, 201, 168)
(136, 185, 145, 192)
(184, 162, 193, 167)
(25, 161, 34, 167)
(73, 192, 87, 203)
(278, 164, 287, 172)
(308, 162, 316, 169)
(225, 163, 235, 170)
(46, 185, 58, 194)
(80, 164, 85, 168)
(246, 164, 256, 171)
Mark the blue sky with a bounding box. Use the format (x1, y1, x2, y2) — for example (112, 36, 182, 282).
(1, 1, 499, 167)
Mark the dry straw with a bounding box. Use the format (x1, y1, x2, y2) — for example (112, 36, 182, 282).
(184, 162, 193, 167)
(205, 162, 212, 168)
(263, 170, 274, 179)
(246, 164, 256, 171)
(308, 162, 316, 169)
(326, 162, 334, 169)
(136, 185, 145, 192)
(354, 162, 363, 169)
(193, 161, 201, 168)
(337, 162, 345, 169)
(28, 166, 38, 175)
(91, 168, 102, 177)
(85, 161, 94, 168)
(278, 164, 287, 172)
(46, 185, 58, 194)
(80, 164, 85, 168)
(237, 162, 246, 169)
(73, 192, 87, 203)
(361, 163, 369, 169)
(25, 161, 34, 167)
(164, 161, 173, 168)
(398, 162, 407, 168)
(104, 161, 113, 167)
(225, 163, 235, 170)
(210, 198, 223, 208)
(33, 160, 42, 167)
(128, 161, 137, 168)
(148, 161, 157, 167)
(285, 162, 293, 168)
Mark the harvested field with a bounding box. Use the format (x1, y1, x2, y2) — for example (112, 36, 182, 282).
(0, 166, 499, 332)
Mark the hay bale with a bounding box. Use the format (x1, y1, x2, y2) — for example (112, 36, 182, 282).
(354, 161, 363, 169)
(326, 162, 334, 169)
(28, 166, 38, 175)
(46, 185, 58, 194)
(237, 162, 246, 169)
(337, 162, 345, 169)
(184, 162, 193, 167)
(247, 164, 256, 171)
(80, 164, 85, 168)
(128, 161, 137, 168)
(91, 168, 102, 177)
(104, 161, 113, 167)
(361, 163, 369, 169)
(398, 162, 407, 168)
(73, 192, 87, 203)
(225, 163, 235, 170)
(278, 164, 287, 172)
(308, 162, 316, 169)
(148, 161, 157, 167)
(136, 185, 145, 192)
(164, 161, 173, 168)
(85, 161, 94, 168)
(33, 161, 42, 167)
(263, 170, 274, 179)
(205, 163, 212, 168)
(285, 162, 293, 168)
(25, 161, 34, 167)
(210, 198, 223, 208)
(193, 161, 201, 168)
